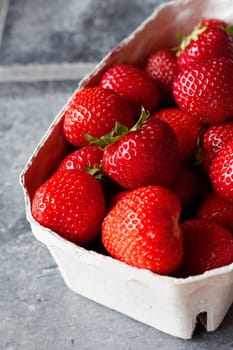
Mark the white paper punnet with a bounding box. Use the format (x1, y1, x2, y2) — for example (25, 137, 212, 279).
(21, 0, 233, 339)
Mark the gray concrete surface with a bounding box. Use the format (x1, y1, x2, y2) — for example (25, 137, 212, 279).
(0, 0, 233, 349)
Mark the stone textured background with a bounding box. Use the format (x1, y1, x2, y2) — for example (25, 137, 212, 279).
(0, 0, 233, 349)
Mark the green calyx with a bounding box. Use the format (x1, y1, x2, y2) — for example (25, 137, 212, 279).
(192, 135, 203, 168)
(180, 25, 207, 51)
(226, 24, 233, 37)
(174, 20, 233, 55)
(84, 165, 104, 180)
(84, 107, 150, 148)
(174, 24, 207, 54)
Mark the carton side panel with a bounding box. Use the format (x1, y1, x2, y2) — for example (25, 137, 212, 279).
(22, 116, 72, 200)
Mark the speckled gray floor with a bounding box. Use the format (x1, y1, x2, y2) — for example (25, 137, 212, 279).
(0, 1, 233, 349)
(0, 0, 171, 65)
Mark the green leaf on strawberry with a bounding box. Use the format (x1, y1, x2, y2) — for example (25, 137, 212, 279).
(85, 107, 150, 148)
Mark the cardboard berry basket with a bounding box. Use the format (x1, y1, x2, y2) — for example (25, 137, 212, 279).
(21, 0, 233, 339)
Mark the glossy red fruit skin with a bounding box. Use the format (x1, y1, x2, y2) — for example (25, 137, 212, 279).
(197, 192, 233, 233)
(102, 186, 183, 275)
(57, 145, 103, 172)
(177, 27, 233, 70)
(173, 57, 233, 124)
(32, 170, 106, 246)
(102, 118, 180, 190)
(63, 86, 134, 147)
(144, 50, 179, 107)
(199, 18, 228, 29)
(171, 166, 202, 209)
(202, 121, 233, 171)
(177, 219, 233, 277)
(210, 140, 233, 203)
(152, 108, 203, 162)
(100, 64, 160, 114)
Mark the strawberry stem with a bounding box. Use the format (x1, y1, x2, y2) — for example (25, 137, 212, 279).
(130, 107, 150, 132)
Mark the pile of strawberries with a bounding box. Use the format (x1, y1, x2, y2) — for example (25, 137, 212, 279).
(32, 18, 233, 278)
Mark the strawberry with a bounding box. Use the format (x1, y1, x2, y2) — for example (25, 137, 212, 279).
(63, 86, 134, 147)
(176, 219, 233, 277)
(102, 110, 180, 190)
(173, 57, 233, 124)
(57, 145, 103, 173)
(202, 120, 233, 172)
(210, 140, 233, 203)
(177, 25, 233, 69)
(99, 64, 160, 114)
(144, 50, 179, 106)
(102, 185, 183, 274)
(199, 18, 228, 29)
(171, 166, 204, 210)
(108, 190, 129, 211)
(197, 192, 233, 233)
(151, 108, 203, 162)
(202, 149, 214, 175)
(32, 169, 106, 246)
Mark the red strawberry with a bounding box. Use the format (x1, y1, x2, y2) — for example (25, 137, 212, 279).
(102, 185, 183, 275)
(210, 140, 233, 203)
(32, 169, 106, 245)
(63, 86, 134, 147)
(197, 192, 233, 233)
(171, 166, 203, 209)
(177, 219, 233, 277)
(199, 18, 228, 29)
(108, 190, 129, 211)
(202, 120, 233, 172)
(144, 50, 179, 106)
(177, 25, 233, 69)
(99, 64, 160, 114)
(202, 149, 214, 175)
(151, 108, 203, 162)
(102, 112, 180, 190)
(173, 57, 233, 124)
(57, 145, 103, 172)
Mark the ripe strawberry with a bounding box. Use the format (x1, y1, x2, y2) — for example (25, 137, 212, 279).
(108, 190, 129, 211)
(32, 169, 106, 246)
(63, 86, 134, 147)
(99, 64, 160, 114)
(173, 57, 233, 124)
(57, 145, 103, 172)
(210, 140, 233, 203)
(197, 192, 233, 233)
(144, 50, 179, 106)
(171, 166, 203, 210)
(201, 149, 213, 175)
(202, 120, 233, 172)
(177, 25, 233, 69)
(102, 112, 180, 190)
(199, 18, 228, 29)
(151, 108, 203, 162)
(177, 219, 233, 277)
(102, 185, 183, 275)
